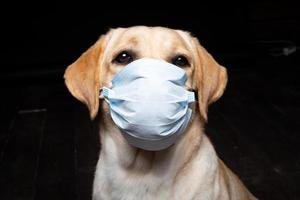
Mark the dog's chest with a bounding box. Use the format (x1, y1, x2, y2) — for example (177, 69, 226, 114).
(113, 176, 170, 199)
(112, 171, 171, 199)
(94, 163, 174, 200)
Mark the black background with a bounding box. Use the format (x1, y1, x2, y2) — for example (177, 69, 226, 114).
(1, 0, 299, 78)
(0, 1, 300, 200)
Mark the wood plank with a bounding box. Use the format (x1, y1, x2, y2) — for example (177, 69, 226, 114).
(33, 84, 76, 200)
(73, 105, 100, 200)
(207, 103, 285, 200)
(0, 111, 46, 200)
(215, 68, 298, 199)
(230, 78, 300, 199)
(0, 87, 24, 160)
(0, 84, 49, 200)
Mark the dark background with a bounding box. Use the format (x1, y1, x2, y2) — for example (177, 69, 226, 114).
(1, 1, 299, 79)
(0, 1, 299, 200)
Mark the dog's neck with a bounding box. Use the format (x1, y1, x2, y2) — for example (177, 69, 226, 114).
(98, 108, 216, 179)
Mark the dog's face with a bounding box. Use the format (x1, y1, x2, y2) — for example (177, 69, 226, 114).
(100, 27, 194, 90)
(64, 26, 227, 122)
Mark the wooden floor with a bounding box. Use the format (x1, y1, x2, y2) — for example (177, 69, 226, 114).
(0, 58, 299, 199)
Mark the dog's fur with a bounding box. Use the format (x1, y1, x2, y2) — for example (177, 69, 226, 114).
(64, 26, 257, 200)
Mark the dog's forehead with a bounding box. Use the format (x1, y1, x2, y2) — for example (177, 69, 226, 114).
(110, 26, 190, 51)
(121, 26, 182, 40)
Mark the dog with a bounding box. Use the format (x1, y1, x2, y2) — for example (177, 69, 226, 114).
(64, 26, 257, 200)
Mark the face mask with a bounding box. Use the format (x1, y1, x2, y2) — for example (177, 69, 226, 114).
(101, 58, 195, 151)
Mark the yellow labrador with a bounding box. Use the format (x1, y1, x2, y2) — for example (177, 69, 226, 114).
(64, 26, 257, 200)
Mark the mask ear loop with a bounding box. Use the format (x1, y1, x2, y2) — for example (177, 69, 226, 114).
(99, 87, 111, 100)
(99, 88, 105, 99)
(191, 89, 198, 102)
(99, 87, 113, 105)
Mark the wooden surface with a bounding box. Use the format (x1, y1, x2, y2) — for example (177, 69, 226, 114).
(0, 59, 299, 199)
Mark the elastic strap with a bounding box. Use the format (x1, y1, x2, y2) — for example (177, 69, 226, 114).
(191, 90, 198, 102)
(187, 91, 196, 103)
(101, 87, 110, 98)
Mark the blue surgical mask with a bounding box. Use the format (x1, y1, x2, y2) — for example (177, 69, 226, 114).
(101, 58, 195, 151)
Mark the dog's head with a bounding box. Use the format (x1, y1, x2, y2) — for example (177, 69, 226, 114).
(64, 26, 227, 122)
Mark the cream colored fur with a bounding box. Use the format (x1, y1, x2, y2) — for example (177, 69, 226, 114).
(64, 26, 257, 200)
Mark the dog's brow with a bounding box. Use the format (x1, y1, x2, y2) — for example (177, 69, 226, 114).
(127, 36, 139, 45)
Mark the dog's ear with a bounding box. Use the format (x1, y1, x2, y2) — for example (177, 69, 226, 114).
(193, 39, 228, 122)
(64, 35, 107, 119)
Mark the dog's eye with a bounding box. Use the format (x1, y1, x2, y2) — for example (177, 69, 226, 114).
(172, 55, 189, 67)
(113, 51, 134, 65)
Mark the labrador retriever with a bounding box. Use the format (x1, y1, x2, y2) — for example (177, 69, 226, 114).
(64, 26, 257, 200)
